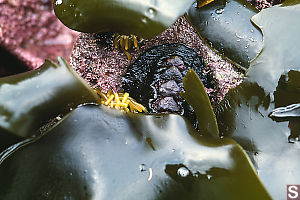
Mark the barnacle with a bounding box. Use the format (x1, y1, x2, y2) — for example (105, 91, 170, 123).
(112, 33, 139, 60)
(94, 89, 147, 113)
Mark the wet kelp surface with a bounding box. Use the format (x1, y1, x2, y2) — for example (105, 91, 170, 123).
(187, 0, 263, 70)
(0, 58, 271, 199)
(0, 58, 99, 139)
(0, 105, 270, 200)
(215, 0, 300, 198)
(54, 0, 195, 38)
(215, 75, 300, 199)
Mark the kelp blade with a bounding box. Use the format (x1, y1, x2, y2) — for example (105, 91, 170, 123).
(216, 1, 300, 198)
(54, 0, 195, 39)
(0, 105, 271, 199)
(181, 69, 219, 137)
(187, 0, 262, 70)
(0, 57, 99, 138)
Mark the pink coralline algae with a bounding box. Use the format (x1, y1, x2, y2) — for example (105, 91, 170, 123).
(0, 0, 278, 103)
(69, 0, 281, 104)
(71, 17, 244, 104)
(247, 0, 271, 10)
(0, 0, 78, 71)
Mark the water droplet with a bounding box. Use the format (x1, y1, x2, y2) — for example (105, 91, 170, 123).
(84, 170, 88, 173)
(249, 37, 257, 42)
(215, 8, 224, 14)
(237, 12, 240, 15)
(254, 152, 259, 156)
(141, 17, 147, 24)
(289, 136, 299, 143)
(171, 149, 175, 152)
(207, 174, 212, 180)
(177, 167, 189, 177)
(55, 0, 62, 5)
(245, 44, 250, 49)
(236, 39, 241, 42)
(146, 8, 156, 18)
(70, 172, 73, 176)
(56, 116, 62, 120)
(44, 191, 50, 197)
(235, 33, 245, 39)
(250, 29, 254, 33)
(139, 164, 146, 172)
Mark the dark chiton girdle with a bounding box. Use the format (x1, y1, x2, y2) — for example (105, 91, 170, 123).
(122, 43, 215, 128)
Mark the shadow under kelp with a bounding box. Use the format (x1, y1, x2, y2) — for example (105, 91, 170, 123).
(216, 74, 300, 199)
(269, 70, 300, 143)
(0, 46, 28, 77)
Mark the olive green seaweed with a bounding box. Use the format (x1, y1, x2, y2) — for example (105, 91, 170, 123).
(216, 0, 300, 198)
(0, 57, 99, 139)
(54, 0, 195, 39)
(0, 104, 271, 199)
(181, 69, 219, 137)
(187, 0, 263, 70)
